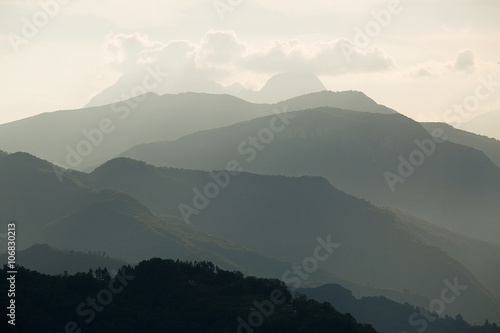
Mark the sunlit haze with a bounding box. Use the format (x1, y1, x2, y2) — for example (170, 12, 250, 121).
(0, 0, 499, 125)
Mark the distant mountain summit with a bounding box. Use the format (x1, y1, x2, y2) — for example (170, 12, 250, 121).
(262, 71, 326, 93)
(237, 71, 327, 103)
(0, 90, 394, 171)
(461, 109, 500, 141)
(85, 70, 327, 107)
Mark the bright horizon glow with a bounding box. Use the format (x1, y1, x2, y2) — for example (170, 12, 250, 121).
(0, 0, 499, 125)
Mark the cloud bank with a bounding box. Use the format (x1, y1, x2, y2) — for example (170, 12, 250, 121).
(102, 30, 396, 86)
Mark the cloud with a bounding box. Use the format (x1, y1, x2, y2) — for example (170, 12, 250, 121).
(103, 32, 165, 71)
(406, 60, 442, 78)
(453, 49, 476, 72)
(101, 30, 396, 88)
(156, 40, 197, 69)
(408, 50, 479, 78)
(195, 30, 246, 68)
(414, 68, 436, 78)
(241, 38, 394, 75)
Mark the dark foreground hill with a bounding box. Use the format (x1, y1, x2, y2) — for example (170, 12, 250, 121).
(0, 151, 418, 309)
(1, 152, 499, 323)
(0, 152, 341, 281)
(0, 259, 380, 333)
(87, 158, 500, 324)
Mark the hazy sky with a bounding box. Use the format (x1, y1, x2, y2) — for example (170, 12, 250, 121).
(0, 0, 499, 125)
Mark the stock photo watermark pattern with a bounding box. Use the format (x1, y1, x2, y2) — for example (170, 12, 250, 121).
(4, 223, 16, 326)
(178, 107, 296, 224)
(236, 234, 340, 333)
(385, 73, 499, 192)
(53, 268, 135, 333)
(402, 277, 467, 333)
(340, 0, 411, 63)
(442, 74, 500, 128)
(8, 0, 72, 54)
(52, 65, 169, 182)
(1, 0, 499, 331)
(384, 129, 447, 192)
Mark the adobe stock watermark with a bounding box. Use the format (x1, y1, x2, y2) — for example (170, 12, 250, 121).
(340, 0, 410, 63)
(384, 72, 499, 192)
(178, 107, 295, 224)
(236, 235, 340, 333)
(53, 268, 135, 333)
(384, 128, 447, 192)
(401, 277, 467, 333)
(8, 0, 72, 54)
(442, 74, 500, 128)
(213, 0, 242, 21)
(51, 65, 168, 182)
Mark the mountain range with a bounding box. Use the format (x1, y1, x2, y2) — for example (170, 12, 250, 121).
(0, 151, 426, 301)
(461, 109, 500, 141)
(3, 258, 498, 333)
(85, 71, 329, 108)
(120, 107, 500, 246)
(0, 151, 499, 323)
(0, 259, 379, 333)
(1, 84, 499, 327)
(299, 283, 500, 333)
(0, 90, 394, 171)
(422, 122, 500, 168)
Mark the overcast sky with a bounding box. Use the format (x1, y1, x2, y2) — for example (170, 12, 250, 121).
(0, 0, 499, 125)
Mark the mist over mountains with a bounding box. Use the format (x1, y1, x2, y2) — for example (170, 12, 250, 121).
(461, 109, 500, 141)
(2, 0, 500, 330)
(0, 84, 395, 171)
(120, 107, 500, 245)
(1, 78, 499, 331)
(1, 150, 500, 324)
(86, 71, 329, 108)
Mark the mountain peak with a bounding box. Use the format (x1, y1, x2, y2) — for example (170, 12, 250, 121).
(259, 71, 326, 100)
(462, 109, 500, 140)
(279, 90, 398, 114)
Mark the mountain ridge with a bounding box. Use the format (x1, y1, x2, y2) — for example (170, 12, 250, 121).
(0, 90, 395, 171)
(120, 107, 500, 245)
(87, 156, 500, 323)
(85, 71, 328, 107)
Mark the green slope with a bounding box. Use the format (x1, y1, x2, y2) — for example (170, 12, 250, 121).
(422, 122, 500, 167)
(0, 151, 390, 301)
(0, 91, 396, 171)
(88, 157, 500, 324)
(120, 107, 500, 246)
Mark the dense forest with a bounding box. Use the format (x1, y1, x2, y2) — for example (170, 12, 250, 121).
(1, 259, 499, 333)
(0, 259, 378, 333)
